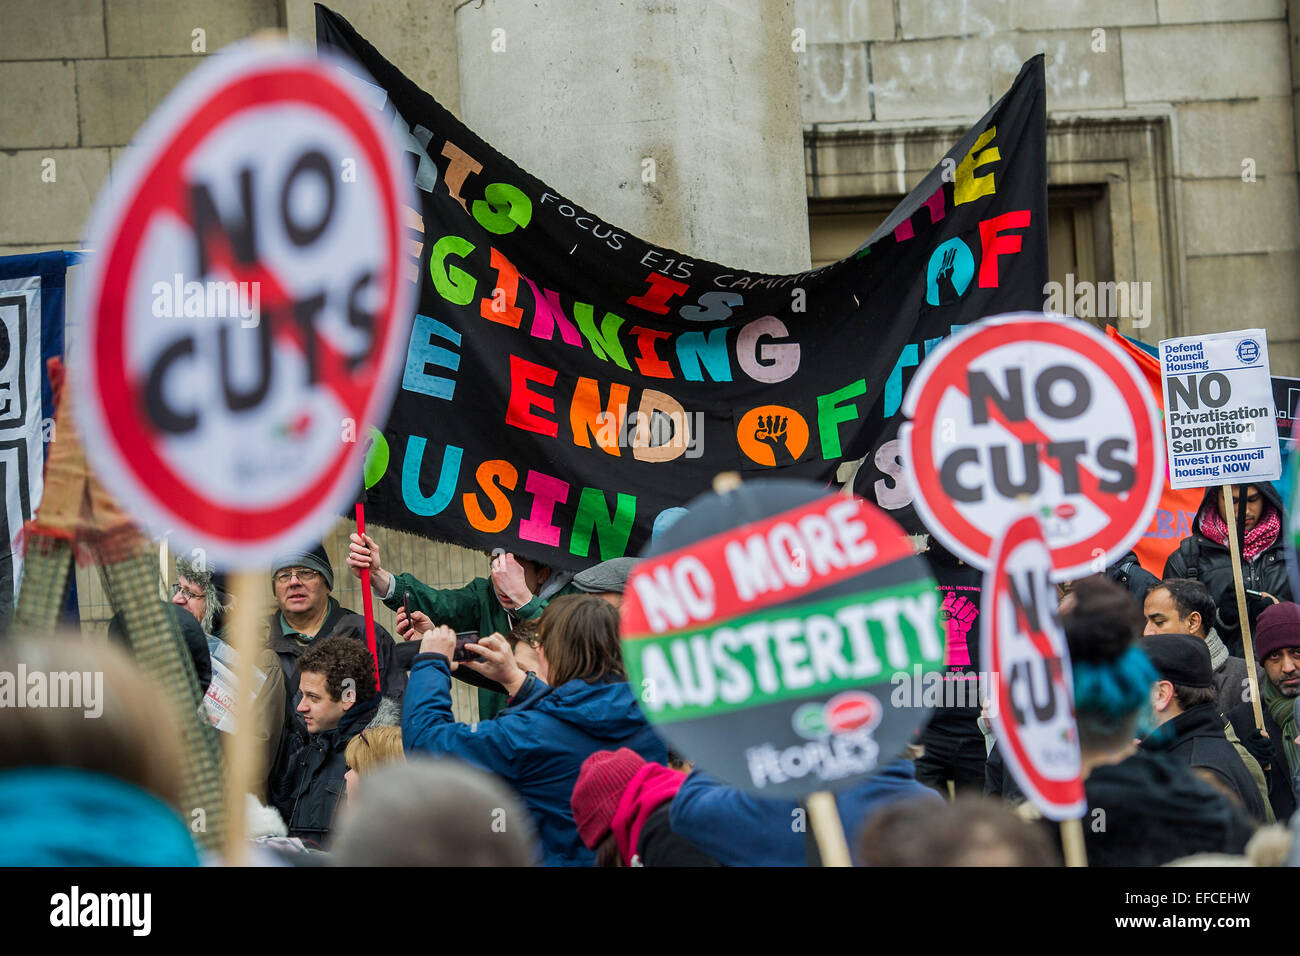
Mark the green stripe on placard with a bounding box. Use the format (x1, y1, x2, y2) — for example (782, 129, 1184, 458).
(624, 578, 944, 723)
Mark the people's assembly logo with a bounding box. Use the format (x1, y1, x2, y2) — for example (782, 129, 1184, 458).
(1237, 339, 1261, 364)
(792, 691, 883, 740)
(736, 405, 809, 467)
(1037, 501, 1078, 539)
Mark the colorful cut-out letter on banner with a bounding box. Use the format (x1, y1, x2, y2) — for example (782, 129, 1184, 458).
(318, 7, 1047, 570)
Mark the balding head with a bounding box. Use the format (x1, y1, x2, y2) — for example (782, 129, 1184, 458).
(330, 758, 538, 866)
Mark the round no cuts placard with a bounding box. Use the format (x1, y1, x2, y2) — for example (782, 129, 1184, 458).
(76, 41, 414, 566)
(620, 479, 944, 799)
(981, 514, 1084, 820)
(901, 313, 1164, 580)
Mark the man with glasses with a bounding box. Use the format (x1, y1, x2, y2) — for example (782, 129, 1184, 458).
(172, 555, 227, 638)
(268, 546, 409, 729)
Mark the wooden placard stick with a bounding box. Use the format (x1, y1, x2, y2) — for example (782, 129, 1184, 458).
(1060, 816, 1088, 867)
(805, 790, 853, 867)
(1221, 485, 1265, 731)
(222, 570, 265, 866)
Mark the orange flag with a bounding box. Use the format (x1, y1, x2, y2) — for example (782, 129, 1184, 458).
(1105, 327, 1203, 576)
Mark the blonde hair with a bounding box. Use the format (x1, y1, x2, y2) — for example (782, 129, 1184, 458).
(344, 725, 405, 777)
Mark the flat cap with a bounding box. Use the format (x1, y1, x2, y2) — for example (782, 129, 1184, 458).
(1138, 634, 1213, 689)
(573, 557, 637, 595)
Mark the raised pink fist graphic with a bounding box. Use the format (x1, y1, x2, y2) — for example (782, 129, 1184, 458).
(940, 592, 977, 667)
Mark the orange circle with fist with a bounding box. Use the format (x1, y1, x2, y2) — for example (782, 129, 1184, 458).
(736, 405, 809, 466)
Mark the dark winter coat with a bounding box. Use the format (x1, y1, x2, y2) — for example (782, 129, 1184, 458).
(1227, 700, 1298, 823)
(268, 693, 400, 846)
(1107, 550, 1160, 605)
(402, 655, 668, 866)
(1140, 702, 1269, 823)
(1080, 749, 1254, 866)
(1162, 484, 1291, 652)
(107, 604, 212, 706)
(984, 741, 1026, 804)
(632, 803, 720, 866)
(268, 597, 411, 723)
(670, 761, 941, 867)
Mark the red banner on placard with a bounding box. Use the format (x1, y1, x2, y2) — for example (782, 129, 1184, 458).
(621, 493, 915, 638)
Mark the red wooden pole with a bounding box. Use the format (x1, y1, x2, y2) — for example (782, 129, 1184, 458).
(355, 502, 381, 693)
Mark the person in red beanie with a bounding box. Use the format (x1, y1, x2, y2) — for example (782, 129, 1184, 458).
(571, 749, 719, 867)
(1227, 601, 1300, 822)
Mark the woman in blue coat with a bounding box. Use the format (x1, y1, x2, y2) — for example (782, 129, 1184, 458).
(401, 594, 667, 866)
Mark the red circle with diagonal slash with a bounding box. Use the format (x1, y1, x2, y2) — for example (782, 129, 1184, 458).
(982, 515, 1085, 819)
(78, 45, 411, 565)
(901, 314, 1163, 578)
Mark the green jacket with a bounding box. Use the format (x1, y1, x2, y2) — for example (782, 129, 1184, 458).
(382, 573, 580, 719)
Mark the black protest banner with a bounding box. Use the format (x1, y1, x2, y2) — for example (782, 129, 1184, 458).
(319, 7, 1047, 569)
(849, 75, 1048, 532)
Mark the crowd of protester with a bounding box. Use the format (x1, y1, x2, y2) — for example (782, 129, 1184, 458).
(0, 482, 1296, 867)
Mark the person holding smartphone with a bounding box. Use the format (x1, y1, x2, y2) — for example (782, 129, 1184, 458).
(346, 534, 581, 719)
(399, 594, 667, 866)
(1162, 483, 1291, 656)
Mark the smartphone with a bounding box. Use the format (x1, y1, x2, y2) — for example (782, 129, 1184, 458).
(453, 630, 484, 663)
(400, 591, 412, 636)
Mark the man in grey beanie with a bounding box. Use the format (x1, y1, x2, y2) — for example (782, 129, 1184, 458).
(573, 557, 637, 609)
(267, 544, 412, 728)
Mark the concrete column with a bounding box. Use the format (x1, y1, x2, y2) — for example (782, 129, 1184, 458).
(285, 0, 461, 116)
(454, 0, 811, 275)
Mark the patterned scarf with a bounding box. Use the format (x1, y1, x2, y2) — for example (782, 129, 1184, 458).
(1199, 503, 1280, 561)
(1264, 678, 1299, 778)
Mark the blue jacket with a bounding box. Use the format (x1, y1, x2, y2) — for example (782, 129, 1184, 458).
(0, 768, 199, 866)
(670, 761, 940, 866)
(403, 654, 668, 866)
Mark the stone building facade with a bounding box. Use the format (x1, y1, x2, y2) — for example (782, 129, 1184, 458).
(798, 0, 1300, 371)
(2, 1, 1297, 630)
(3, 1, 1295, 364)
